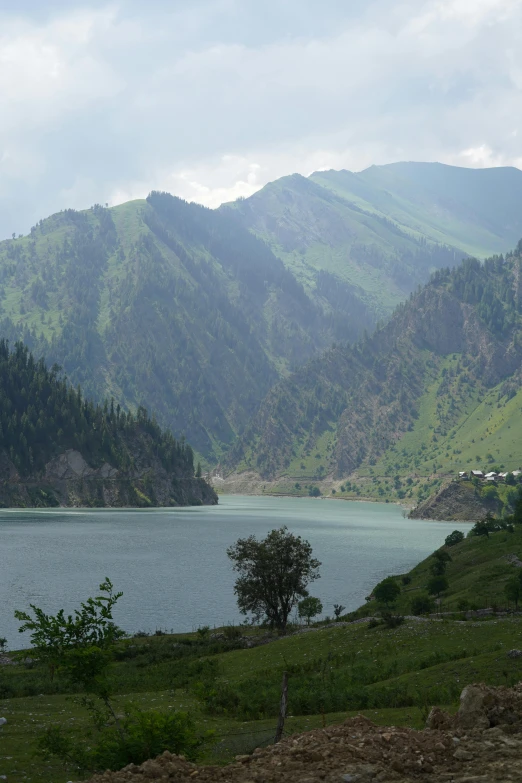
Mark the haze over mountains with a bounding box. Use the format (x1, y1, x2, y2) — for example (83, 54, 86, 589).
(1, 161, 521, 465)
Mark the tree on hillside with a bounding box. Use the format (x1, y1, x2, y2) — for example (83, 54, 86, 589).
(298, 596, 323, 626)
(427, 575, 448, 599)
(430, 550, 452, 576)
(445, 530, 464, 547)
(374, 578, 401, 607)
(227, 527, 321, 632)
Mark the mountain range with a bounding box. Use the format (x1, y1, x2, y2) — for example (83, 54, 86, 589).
(1, 161, 521, 464)
(224, 241, 522, 506)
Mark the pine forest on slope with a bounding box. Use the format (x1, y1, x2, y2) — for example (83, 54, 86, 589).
(0, 162, 521, 463)
(225, 241, 522, 505)
(0, 340, 217, 507)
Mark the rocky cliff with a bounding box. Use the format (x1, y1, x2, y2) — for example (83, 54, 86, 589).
(409, 480, 501, 521)
(0, 448, 218, 508)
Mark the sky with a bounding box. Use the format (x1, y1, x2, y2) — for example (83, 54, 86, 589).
(0, 0, 521, 238)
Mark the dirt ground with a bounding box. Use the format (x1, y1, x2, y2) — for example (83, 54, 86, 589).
(88, 684, 522, 783)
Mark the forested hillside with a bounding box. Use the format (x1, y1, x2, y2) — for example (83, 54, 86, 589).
(0, 340, 216, 507)
(0, 195, 360, 461)
(225, 241, 522, 496)
(227, 162, 522, 323)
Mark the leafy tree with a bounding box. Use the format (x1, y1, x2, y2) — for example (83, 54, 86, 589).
(471, 513, 497, 538)
(308, 486, 321, 497)
(410, 594, 434, 615)
(15, 578, 123, 682)
(430, 550, 452, 576)
(373, 578, 401, 607)
(427, 575, 448, 598)
(298, 596, 323, 626)
(333, 603, 346, 620)
(445, 530, 464, 547)
(227, 526, 321, 632)
(16, 581, 203, 774)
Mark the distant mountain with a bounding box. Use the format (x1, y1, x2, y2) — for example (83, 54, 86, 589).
(0, 340, 216, 507)
(224, 241, 522, 495)
(226, 162, 522, 322)
(0, 194, 365, 461)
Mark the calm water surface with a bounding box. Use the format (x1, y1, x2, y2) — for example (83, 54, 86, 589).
(0, 495, 472, 648)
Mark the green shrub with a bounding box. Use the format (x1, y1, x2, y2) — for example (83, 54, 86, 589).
(445, 530, 464, 547)
(410, 594, 434, 615)
(38, 708, 204, 774)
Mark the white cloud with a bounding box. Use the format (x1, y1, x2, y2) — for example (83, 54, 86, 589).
(0, 0, 520, 236)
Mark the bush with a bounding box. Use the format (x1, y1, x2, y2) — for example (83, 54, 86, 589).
(223, 625, 242, 641)
(401, 575, 412, 586)
(410, 594, 434, 615)
(445, 530, 464, 547)
(374, 578, 401, 606)
(381, 613, 404, 629)
(427, 575, 449, 597)
(39, 708, 204, 774)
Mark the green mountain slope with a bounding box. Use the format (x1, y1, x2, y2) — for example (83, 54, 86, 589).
(227, 162, 522, 324)
(0, 195, 369, 461)
(224, 242, 522, 492)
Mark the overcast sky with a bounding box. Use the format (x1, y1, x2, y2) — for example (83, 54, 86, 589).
(0, 0, 521, 238)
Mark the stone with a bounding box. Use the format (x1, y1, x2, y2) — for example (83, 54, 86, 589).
(426, 706, 453, 730)
(454, 747, 474, 761)
(507, 649, 522, 658)
(457, 685, 492, 730)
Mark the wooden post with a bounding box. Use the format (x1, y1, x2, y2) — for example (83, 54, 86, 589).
(274, 671, 289, 744)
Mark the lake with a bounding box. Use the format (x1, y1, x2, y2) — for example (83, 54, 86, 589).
(0, 495, 473, 648)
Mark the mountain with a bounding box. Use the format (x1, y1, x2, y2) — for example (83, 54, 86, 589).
(224, 241, 522, 501)
(2, 163, 521, 465)
(0, 340, 217, 507)
(226, 162, 522, 323)
(0, 194, 364, 462)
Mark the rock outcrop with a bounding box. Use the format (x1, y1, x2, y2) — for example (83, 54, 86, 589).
(409, 480, 502, 521)
(0, 448, 217, 508)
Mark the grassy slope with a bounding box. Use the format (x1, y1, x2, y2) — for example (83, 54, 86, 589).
(3, 615, 522, 782)
(359, 522, 522, 615)
(312, 162, 522, 257)
(230, 163, 522, 327)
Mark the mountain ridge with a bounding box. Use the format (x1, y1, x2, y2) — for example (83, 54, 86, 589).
(223, 242, 522, 498)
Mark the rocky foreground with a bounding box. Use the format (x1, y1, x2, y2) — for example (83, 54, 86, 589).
(88, 683, 522, 783)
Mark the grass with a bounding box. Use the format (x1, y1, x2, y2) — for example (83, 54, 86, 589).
(363, 522, 522, 615)
(3, 604, 522, 781)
